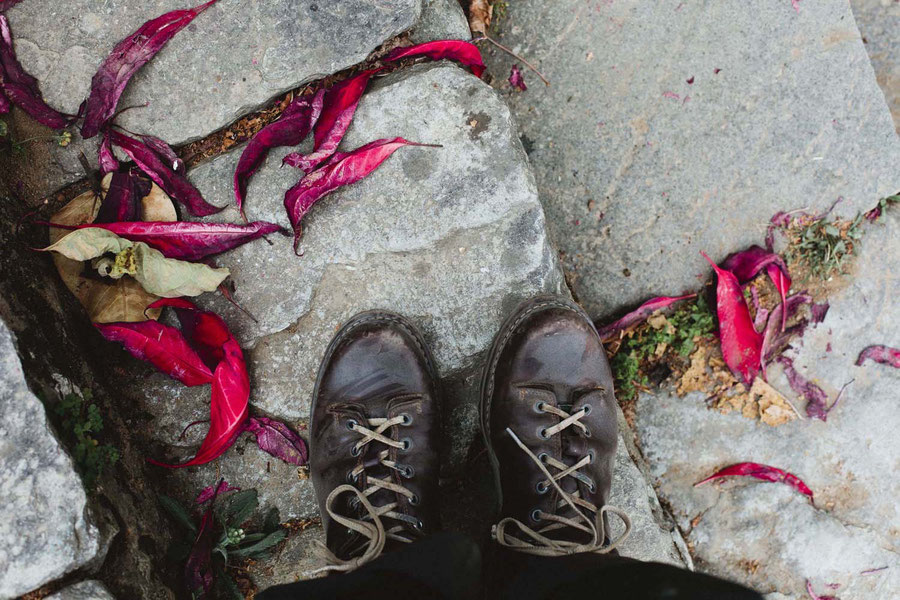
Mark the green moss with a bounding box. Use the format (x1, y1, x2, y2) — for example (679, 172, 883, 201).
(54, 390, 119, 489)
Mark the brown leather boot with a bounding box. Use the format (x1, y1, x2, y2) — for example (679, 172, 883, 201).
(481, 296, 630, 556)
(310, 311, 441, 572)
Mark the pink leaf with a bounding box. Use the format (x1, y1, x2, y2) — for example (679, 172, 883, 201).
(194, 479, 239, 504)
(48, 220, 285, 261)
(760, 293, 811, 373)
(94, 321, 214, 386)
(722, 245, 792, 330)
(107, 129, 222, 217)
(284, 137, 436, 254)
(806, 580, 837, 600)
(702, 251, 762, 386)
(508, 64, 527, 91)
(282, 70, 379, 172)
(140, 134, 184, 173)
(94, 170, 150, 223)
(186, 497, 216, 596)
(0, 16, 72, 129)
(766, 263, 791, 330)
(695, 461, 813, 499)
(98, 132, 120, 174)
(80, 0, 218, 138)
(778, 355, 830, 420)
(383, 40, 486, 78)
(245, 417, 308, 466)
(855, 345, 900, 368)
(233, 90, 324, 218)
(596, 294, 697, 341)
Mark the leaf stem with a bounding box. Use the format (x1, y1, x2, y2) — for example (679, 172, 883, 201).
(473, 35, 550, 86)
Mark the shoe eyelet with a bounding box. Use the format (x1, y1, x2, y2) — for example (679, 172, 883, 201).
(349, 496, 360, 509)
(582, 404, 592, 415)
(583, 428, 592, 438)
(535, 481, 549, 494)
(346, 418, 358, 431)
(537, 452, 549, 463)
(530, 508, 542, 523)
(414, 519, 424, 530)
(400, 438, 413, 452)
(350, 445, 361, 457)
(346, 471, 355, 483)
(533, 401, 546, 414)
(401, 465, 415, 479)
(587, 480, 596, 493)
(409, 494, 420, 506)
(587, 450, 595, 463)
(538, 427, 550, 440)
(400, 413, 412, 426)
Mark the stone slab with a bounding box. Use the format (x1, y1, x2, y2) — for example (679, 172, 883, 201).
(851, 0, 900, 132)
(6, 0, 420, 146)
(481, 0, 900, 320)
(633, 209, 900, 597)
(45, 581, 115, 600)
(409, 0, 470, 44)
(0, 319, 103, 599)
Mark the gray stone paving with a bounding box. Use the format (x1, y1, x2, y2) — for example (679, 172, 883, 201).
(481, 0, 900, 320)
(45, 580, 116, 600)
(851, 0, 900, 132)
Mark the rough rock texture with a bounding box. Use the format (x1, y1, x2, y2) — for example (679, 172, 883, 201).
(481, 0, 900, 320)
(634, 210, 900, 598)
(852, 0, 900, 131)
(45, 580, 116, 600)
(0, 320, 102, 599)
(6, 0, 420, 146)
(410, 0, 470, 43)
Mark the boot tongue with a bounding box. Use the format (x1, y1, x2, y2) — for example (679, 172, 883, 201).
(544, 404, 596, 546)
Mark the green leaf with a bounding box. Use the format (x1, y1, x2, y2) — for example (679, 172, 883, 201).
(230, 529, 287, 558)
(263, 506, 281, 533)
(158, 495, 198, 536)
(213, 564, 244, 600)
(43, 228, 132, 261)
(824, 224, 840, 237)
(224, 489, 258, 526)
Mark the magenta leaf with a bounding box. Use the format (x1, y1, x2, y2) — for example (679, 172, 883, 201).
(0, 15, 72, 129)
(244, 417, 308, 466)
(810, 301, 829, 323)
(233, 89, 324, 218)
(80, 0, 218, 138)
(194, 479, 239, 504)
(95, 320, 214, 386)
(98, 132, 120, 174)
(778, 356, 831, 420)
(596, 294, 697, 341)
(509, 64, 527, 91)
(0, 88, 9, 113)
(702, 251, 762, 386)
(760, 293, 811, 373)
(722, 245, 792, 329)
(50, 220, 285, 261)
(383, 40, 486, 78)
(107, 129, 222, 217)
(284, 137, 436, 254)
(185, 499, 216, 597)
(855, 345, 900, 368)
(282, 69, 378, 172)
(94, 171, 151, 223)
(141, 134, 184, 173)
(695, 461, 813, 499)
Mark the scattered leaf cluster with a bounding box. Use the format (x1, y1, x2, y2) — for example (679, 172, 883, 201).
(53, 390, 119, 489)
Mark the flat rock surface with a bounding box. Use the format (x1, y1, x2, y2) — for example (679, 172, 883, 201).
(0, 319, 102, 599)
(482, 0, 900, 320)
(851, 0, 900, 132)
(6, 0, 419, 146)
(634, 210, 900, 598)
(45, 580, 115, 600)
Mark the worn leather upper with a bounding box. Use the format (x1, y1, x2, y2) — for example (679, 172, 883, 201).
(310, 312, 440, 560)
(483, 298, 618, 545)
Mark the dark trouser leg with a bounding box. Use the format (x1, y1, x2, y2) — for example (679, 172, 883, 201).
(256, 532, 481, 600)
(490, 549, 764, 600)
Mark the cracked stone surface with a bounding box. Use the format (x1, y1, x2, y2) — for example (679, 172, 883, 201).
(45, 580, 115, 600)
(0, 319, 104, 599)
(481, 0, 900, 320)
(851, 0, 900, 132)
(634, 209, 900, 598)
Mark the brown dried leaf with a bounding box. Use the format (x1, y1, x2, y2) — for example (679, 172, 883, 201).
(469, 0, 492, 36)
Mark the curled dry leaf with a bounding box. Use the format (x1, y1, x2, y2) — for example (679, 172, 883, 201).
(81, 0, 219, 138)
(48, 184, 176, 322)
(282, 70, 379, 172)
(695, 461, 813, 500)
(702, 251, 762, 386)
(778, 355, 831, 421)
(95, 170, 150, 224)
(244, 417, 308, 466)
(383, 40, 486, 78)
(855, 345, 900, 368)
(468, 0, 493, 37)
(98, 133, 120, 174)
(284, 137, 436, 253)
(723, 245, 792, 330)
(509, 64, 527, 91)
(597, 294, 696, 341)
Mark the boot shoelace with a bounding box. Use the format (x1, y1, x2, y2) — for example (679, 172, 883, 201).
(492, 403, 632, 557)
(310, 414, 419, 575)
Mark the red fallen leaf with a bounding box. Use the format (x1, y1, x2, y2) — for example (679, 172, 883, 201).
(856, 345, 900, 368)
(284, 137, 437, 254)
(141, 134, 184, 173)
(94, 170, 151, 223)
(186, 488, 217, 597)
(778, 355, 830, 420)
(760, 293, 811, 371)
(722, 245, 792, 330)
(702, 251, 762, 386)
(233, 90, 324, 218)
(810, 301, 829, 323)
(0, 87, 9, 113)
(194, 479, 239, 504)
(766, 263, 791, 330)
(0, 15, 72, 129)
(383, 40, 486, 78)
(48, 220, 285, 261)
(94, 320, 214, 386)
(146, 299, 249, 468)
(98, 132, 120, 174)
(509, 64, 527, 91)
(282, 69, 379, 172)
(107, 129, 222, 217)
(596, 294, 697, 341)
(80, 0, 218, 138)
(244, 417, 308, 466)
(694, 461, 813, 499)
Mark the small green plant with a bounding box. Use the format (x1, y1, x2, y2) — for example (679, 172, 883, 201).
(609, 296, 716, 402)
(54, 390, 119, 489)
(160, 487, 286, 599)
(787, 214, 864, 279)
